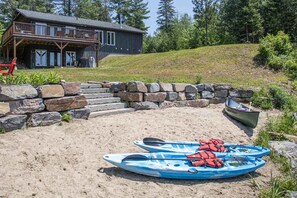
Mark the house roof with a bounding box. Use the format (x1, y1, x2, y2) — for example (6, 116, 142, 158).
(16, 9, 144, 34)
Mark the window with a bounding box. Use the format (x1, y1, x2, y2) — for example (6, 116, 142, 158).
(35, 23, 47, 35)
(107, 31, 115, 46)
(65, 26, 76, 37)
(97, 30, 104, 45)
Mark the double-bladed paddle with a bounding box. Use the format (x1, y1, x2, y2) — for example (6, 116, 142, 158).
(143, 137, 199, 146)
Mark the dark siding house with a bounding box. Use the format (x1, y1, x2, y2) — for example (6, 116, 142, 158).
(1, 9, 144, 68)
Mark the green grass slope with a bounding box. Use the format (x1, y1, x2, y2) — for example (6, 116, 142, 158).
(18, 44, 287, 87)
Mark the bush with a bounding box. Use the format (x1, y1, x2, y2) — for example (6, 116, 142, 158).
(61, 113, 72, 123)
(293, 80, 297, 91)
(195, 74, 202, 84)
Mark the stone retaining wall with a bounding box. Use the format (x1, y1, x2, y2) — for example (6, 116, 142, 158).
(0, 82, 90, 132)
(104, 81, 254, 110)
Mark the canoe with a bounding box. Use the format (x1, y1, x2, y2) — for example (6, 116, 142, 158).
(225, 97, 260, 128)
(103, 152, 265, 180)
(134, 138, 270, 158)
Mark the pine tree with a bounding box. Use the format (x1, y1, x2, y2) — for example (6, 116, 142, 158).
(73, 0, 111, 21)
(157, 0, 176, 32)
(125, 0, 149, 31)
(109, 0, 130, 24)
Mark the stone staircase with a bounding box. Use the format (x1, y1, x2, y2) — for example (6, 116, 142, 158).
(81, 83, 135, 118)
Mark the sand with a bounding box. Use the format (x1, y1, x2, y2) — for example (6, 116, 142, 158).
(0, 104, 280, 198)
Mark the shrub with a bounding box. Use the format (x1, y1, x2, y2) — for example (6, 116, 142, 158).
(61, 113, 72, 123)
(195, 74, 202, 84)
(293, 80, 297, 91)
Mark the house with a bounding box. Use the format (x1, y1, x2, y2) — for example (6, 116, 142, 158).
(1, 9, 144, 68)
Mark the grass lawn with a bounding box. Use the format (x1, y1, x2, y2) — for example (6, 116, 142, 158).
(16, 44, 288, 88)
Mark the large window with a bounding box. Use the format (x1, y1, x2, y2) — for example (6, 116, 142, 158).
(107, 31, 115, 46)
(35, 23, 47, 35)
(97, 30, 104, 45)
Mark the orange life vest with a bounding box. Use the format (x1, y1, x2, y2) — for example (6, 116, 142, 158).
(199, 143, 225, 152)
(199, 138, 224, 145)
(186, 151, 216, 160)
(192, 158, 224, 168)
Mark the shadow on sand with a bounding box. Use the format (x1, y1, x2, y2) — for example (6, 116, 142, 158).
(222, 110, 254, 137)
(99, 167, 263, 186)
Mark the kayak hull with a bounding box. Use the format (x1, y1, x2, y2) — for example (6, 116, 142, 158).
(103, 152, 265, 180)
(134, 141, 270, 158)
(225, 98, 260, 128)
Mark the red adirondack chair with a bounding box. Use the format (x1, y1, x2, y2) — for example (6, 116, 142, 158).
(0, 58, 17, 76)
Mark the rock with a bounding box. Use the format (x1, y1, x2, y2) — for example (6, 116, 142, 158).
(229, 89, 254, 98)
(0, 85, 38, 101)
(185, 92, 197, 100)
(61, 82, 81, 96)
(187, 99, 209, 108)
(144, 93, 166, 102)
(0, 115, 27, 132)
(102, 82, 112, 88)
(185, 85, 198, 93)
(130, 102, 159, 110)
(214, 84, 232, 90)
(159, 101, 176, 109)
(205, 84, 214, 92)
(37, 85, 65, 98)
(127, 81, 147, 93)
(9, 98, 45, 114)
(64, 108, 91, 120)
(177, 92, 186, 101)
(159, 83, 173, 92)
(44, 95, 87, 112)
(196, 84, 205, 92)
(172, 83, 188, 92)
(110, 82, 126, 93)
(118, 92, 143, 102)
(28, 112, 62, 127)
(293, 113, 297, 121)
(287, 191, 297, 198)
(0, 102, 10, 117)
(201, 91, 215, 99)
(174, 101, 187, 107)
(209, 98, 226, 104)
(146, 83, 160, 93)
(166, 92, 178, 101)
(215, 90, 228, 98)
(269, 141, 297, 171)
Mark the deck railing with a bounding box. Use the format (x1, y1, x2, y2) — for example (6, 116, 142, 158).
(2, 22, 99, 44)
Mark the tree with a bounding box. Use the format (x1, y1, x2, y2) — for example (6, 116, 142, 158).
(109, 0, 130, 24)
(125, 0, 149, 31)
(157, 0, 176, 32)
(73, 0, 111, 21)
(0, 0, 55, 26)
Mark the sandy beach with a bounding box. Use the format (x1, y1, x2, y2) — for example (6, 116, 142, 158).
(0, 104, 280, 198)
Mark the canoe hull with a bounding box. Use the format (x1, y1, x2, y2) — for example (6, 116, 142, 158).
(134, 141, 270, 158)
(103, 152, 265, 180)
(225, 98, 260, 128)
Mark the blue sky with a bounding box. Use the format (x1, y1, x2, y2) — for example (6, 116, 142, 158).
(144, 0, 194, 35)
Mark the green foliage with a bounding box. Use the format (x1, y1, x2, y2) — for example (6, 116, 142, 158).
(195, 74, 202, 84)
(61, 113, 73, 123)
(125, 0, 150, 31)
(266, 112, 297, 136)
(0, 72, 61, 86)
(293, 80, 297, 91)
(0, 128, 5, 134)
(157, 0, 176, 32)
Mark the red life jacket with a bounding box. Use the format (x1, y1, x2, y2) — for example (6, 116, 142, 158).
(186, 151, 216, 159)
(199, 143, 225, 152)
(192, 158, 224, 168)
(199, 138, 224, 145)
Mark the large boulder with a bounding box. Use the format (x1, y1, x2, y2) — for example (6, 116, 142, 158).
(144, 93, 166, 102)
(166, 92, 178, 101)
(174, 101, 187, 107)
(214, 84, 232, 91)
(130, 102, 159, 110)
(37, 85, 65, 98)
(201, 91, 215, 99)
(185, 85, 198, 93)
(61, 82, 81, 96)
(209, 97, 226, 104)
(0, 102, 10, 117)
(159, 101, 176, 109)
(118, 92, 143, 102)
(229, 89, 254, 98)
(196, 84, 205, 92)
(159, 83, 173, 92)
(177, 92, 186, 101)
(269, 141, 297, 171)
(172, 83, 187, 92)
(215, 90, 228, 98)
(64, 108, 91, 120)
(44, 95, 87, 112)
(146, 83, 160, 93)
(127, 81, 147, 93)
(0, 85, 37, 101)
(0, 115, 27, 132)
(185, 92, 197, 100)
(110, 82, 127, 93)
(187, 99, 209, 108)
(204, 84, 215, 92)
(9, 98, 45, 114)
(28, 112, 62, 127)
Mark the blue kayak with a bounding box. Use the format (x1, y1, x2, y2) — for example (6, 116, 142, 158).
(103, 152, 265, 180)
(134, 138, 270, 158)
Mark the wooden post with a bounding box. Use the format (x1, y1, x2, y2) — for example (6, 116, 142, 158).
(6, 46, 9, 62)
(95, 44, 99, 67)
(13, 38, 16, 59)
(54, 41, 69, 67)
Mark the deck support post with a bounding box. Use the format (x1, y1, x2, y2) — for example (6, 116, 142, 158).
(6, 46, 9, 62)
(54, 41, 69, 67)
(95, 44, 99, 67)
(13, 38, 16, 59)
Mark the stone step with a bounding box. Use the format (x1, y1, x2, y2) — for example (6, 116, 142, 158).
(87, 97, 121, 105)
(81, 83, 102, 89)
(87, 103, 127, 112)
(81, 88, 110, 94)
(82, 93, 114, 99)
(89, 108, 135, 118)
